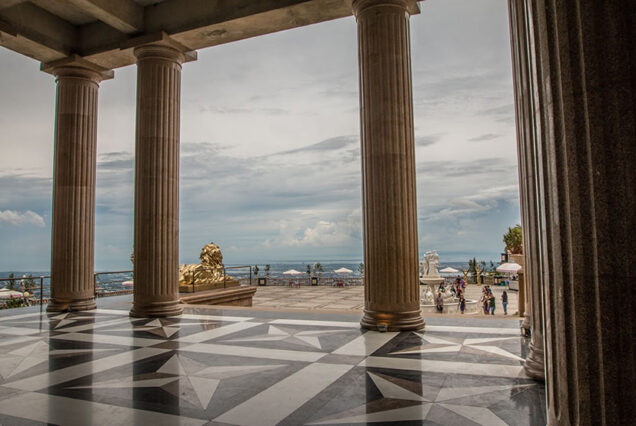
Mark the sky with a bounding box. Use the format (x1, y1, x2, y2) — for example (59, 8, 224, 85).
(0, 0, 520, 271)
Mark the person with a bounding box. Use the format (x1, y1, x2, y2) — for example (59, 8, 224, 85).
(489, 291, 496, 315)
(436, 293, 444, 312)
(457, 294, 466, 314)
(480, 292, 488, 314)
(502, 290, 508, 315)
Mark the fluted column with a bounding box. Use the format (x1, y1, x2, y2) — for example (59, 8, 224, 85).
(508, 0, 545, 378)
(512, 1, 636, 424)
(47, 65, 109, 312)
(353, 0, 423, 331)
(129, 44, 185, 317)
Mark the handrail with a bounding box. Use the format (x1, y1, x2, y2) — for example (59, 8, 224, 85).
(0, 275, 49, 311)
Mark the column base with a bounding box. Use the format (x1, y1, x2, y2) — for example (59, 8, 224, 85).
(130, 299, 183, 318)
(361, 308, 425, 331)
(521, 314, 532, 336)
(47, 297, 96, 312)
(524, 341, 545, 380)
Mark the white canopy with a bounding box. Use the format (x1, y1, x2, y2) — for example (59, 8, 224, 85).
(439, 267, 460, 274)
(334, 267, 353, 274)
(283, 269, 303, 275)
(0, 288, 24, 299)
(496, 262, 522, 273)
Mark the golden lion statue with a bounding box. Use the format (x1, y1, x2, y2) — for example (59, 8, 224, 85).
(178, 242, 238, 292)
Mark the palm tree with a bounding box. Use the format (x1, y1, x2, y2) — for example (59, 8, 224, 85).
(253, 265, 259, 277)
(316, 263, 323, 279)
(265, 264, 270, 278)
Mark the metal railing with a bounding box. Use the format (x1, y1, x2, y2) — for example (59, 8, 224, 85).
(0, 275, 49, 311)
(1, 267, 363, 310)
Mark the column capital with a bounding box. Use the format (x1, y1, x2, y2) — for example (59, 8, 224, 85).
(123, 31, 197, 64)
(41, 54, 114, 82)
(351, 0, 420, 17)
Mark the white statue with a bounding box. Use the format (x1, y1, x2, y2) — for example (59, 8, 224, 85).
(422, 250, 440, 277)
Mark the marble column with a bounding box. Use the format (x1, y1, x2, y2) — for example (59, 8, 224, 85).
(46, 63, 111, 312)
(508, 0, 545, 378)
(353, 0, 423, 331)
(129, 44, 185, 317)
(516, 1, 636, 424)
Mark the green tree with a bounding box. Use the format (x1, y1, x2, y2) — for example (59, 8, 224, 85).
(306, 264, 311, 277)
(6, 273, 15, 290)
(265, 264, 270, 277)
(358, 263, 365, 275)
(503, 225, 523, 254)
(24, 274, 36, 291)
(253, 265, 259, 276)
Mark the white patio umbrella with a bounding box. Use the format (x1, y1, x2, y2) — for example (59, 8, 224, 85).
(283, 269, 303, 276)
(0, 288, 24, 299)
(496, 262, 522, 273)
(439, 267, 460, 274)
(334, 267, 353, 274)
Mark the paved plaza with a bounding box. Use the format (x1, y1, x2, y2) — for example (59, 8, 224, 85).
(0, 295, 544, 425)
(251, 284, 520, 317)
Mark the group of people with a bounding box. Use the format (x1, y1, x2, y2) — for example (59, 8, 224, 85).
(433, 279, 509, 316)
(435, 278, 468, 314)
(479, 285, 508, 315)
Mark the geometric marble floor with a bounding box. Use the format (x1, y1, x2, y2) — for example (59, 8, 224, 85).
(0, 302, 546, 425)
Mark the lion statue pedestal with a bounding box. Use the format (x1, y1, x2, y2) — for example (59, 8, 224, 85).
(179, 243, 239, 293)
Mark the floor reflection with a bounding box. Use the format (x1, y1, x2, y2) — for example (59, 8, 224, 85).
(0, 305, 546, 425)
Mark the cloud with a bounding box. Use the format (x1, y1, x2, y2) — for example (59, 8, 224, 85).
(0, 210, 45, 227)
(416, 133, 444, 147)
(264, 210, 362, 248)
(268, 135, 358, 157)
(468, 133, 501, 142)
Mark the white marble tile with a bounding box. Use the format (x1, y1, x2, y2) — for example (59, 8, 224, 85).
(0, 335, 41, 347)
(0, 312, 43, 322)
(4, 347, 169, 391)
(57, 317, 132, 333)
(93, 308, 130, 316)
(309, 403, 433, 425)
(269, 319, 360, 328)
(180, 313, 253, 322)
(360, 356, 526, 378)
(435, 384, 532, 402)
(425, 325, 520, 335)
(0, 391, 206, 426)
(0, 325, 47, 336)
(50, 332, 163, 347)
(215, 362, 353, 426)
(175, 321, 260, 343)
(439, 403, 509, 426)
(467, 344, 525, 361)
(463, 336, 520, 345)
(333, 331, 398, 356)
(181, 343, 326, 362)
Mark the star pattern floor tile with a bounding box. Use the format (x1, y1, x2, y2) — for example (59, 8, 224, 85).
(0, 304, 545, 425)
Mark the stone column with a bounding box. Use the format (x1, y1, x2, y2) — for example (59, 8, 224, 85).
(508, 0, 544, 378)
(353, 0, 423, 331)
(45, 61, 111, 312)
(518, 1, 636, 424)
(129, 44, 185, 317)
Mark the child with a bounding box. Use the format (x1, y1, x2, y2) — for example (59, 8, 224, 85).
(457, 294, 466, 314)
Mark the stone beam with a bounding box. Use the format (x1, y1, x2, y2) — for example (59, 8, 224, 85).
(0, 2, 75, 61)
(67, 0, 143, 34)
(82, 0, 354, 69)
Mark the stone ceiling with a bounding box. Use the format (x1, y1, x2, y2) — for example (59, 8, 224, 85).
(0, 0, 355, 71)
